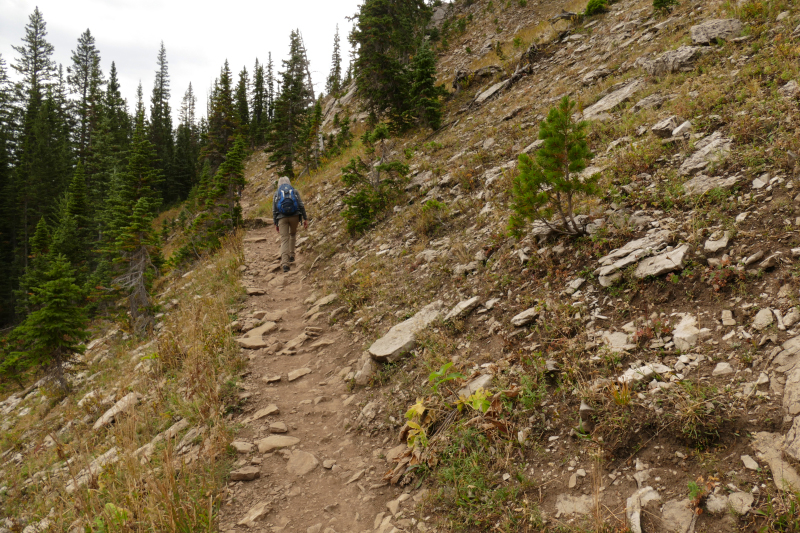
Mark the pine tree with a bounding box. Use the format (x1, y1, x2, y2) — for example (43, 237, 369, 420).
(50, 162, 92, 268)
(235, 67, 250, 139)
(268, 30, 313, 176)
(68, 28, 105, 163)
(0, 55, 15, 323)
(298, 98, 323, 175)
(6, 254, 89, 391)
(326, 25, 343, 95)
(510, 97, 598, 236)
(11, 7, 57, 101)
(149, 42, 176, 203)
(209, 136, 246, 229)
(174, 83, 199, 198)
(201, 61, 238, 173)
(349, 0, 432, 130)
(266, 53, 275, 122)
(14, 217, 51, 317)
(408, 40, 446, 130)
(113, 196, 160, 335)
(251, 58, 268, 147)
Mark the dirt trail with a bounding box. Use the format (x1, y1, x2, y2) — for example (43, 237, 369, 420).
(218, 226, 411, 533)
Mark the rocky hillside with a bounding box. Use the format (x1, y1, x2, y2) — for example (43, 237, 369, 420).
(3, 0, 800, 531)
(241, 0, 800, 530)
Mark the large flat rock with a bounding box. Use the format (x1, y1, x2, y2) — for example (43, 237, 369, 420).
(583, 78, 644, 119)
(286, 450, 319, 476)
(691, 19, 743, 44)
(643, 46, 704, 76)
(93, 392, 141, 431)
(444, 296, 481, 321)
(754, 432, 800, 492)
(679, 131, 732, 176)
(475, 80, 509, 105)
(257, 435, 300, 453)
(634, 245, 689, 278)
(369, 301, 443, 363)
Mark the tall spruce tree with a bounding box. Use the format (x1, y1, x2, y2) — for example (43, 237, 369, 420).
(251, 58, 268, 147)
(68, 29, 104, 163)
(408, 40, 446, 130)
(11, 7, 57, 102)
(235, 67, 250, 140)
(0, 55, 14, 323)
(201, 60, 238, 173)
(174, 83, 199, 198)
(350, 0, 433, 131)
(266, 53, 275, 122)
(149, 42, 176, 203)
(268, 30, 313, 176)
(326, 25, 343, 96)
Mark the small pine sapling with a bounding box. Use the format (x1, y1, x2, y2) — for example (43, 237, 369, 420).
(509, 96, 599, 237)
(9, 255, 89, 392)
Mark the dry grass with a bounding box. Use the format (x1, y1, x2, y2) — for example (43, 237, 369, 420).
(1, 232, 245, 531)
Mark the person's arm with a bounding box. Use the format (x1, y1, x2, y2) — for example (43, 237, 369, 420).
(272, 194, 279, 227)
(296, 191, 308, 223)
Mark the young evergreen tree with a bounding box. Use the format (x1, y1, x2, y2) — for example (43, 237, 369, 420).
(235, 67, 250, 140)
(14, 217, 51, 317)
(251, 58, 268, 147)
(298, 98, 322, 175)
(7, 254, 89, 391)
(326, 25, 343, 95)
(68, 28, 105, 163)
(149, 42, 176, 203)
(268, 30, 313, 176)
(408, 40, 446, 130)
(510, 97, 598, 236)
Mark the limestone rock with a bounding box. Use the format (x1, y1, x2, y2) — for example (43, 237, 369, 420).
(785, 367, 800, 416)
(236, 321, 277, 349)
(368, 301, 443, 363)
(741, 455, 759, 470)
(691, 19, 743, 44)
(753, 308, 774, 331)
(705, 231, 730, 253)
(785, 417, 800, 461)
(785, 308, 800, 328)
(230, 466, 261, 481)
(683, 173, 743, 196)
(288, 368, 311, 382)
(555, 494, 592, 516)
(779, 80, 800, 99)
(475, 80, 509, 105)
(643, 46, 703, 76)
(729, 492, 754, 515)
(626, 487, 661, 533)
(652, 116, 680, 138)
(231, 441, 254, 454)
(256, 435, 300, 453)
(712, 362, 734, 376)
(753, 432, 800, 491)
(722, 310, 736, 326)
(673, 314, 700, 352)
(511, 306, 540, 327)
(458, 374, 492, 397)
(679, 132, 733, 175)
(672, 120, 692, 137)
(253, 404, 279, 420)
(286, 450, 319, 476)
(444, 296, 481, 321)
(93, 392, 141, 431)
(660, 499, 695, 533)
(237, 501, 270, 527)
(270, 422, 288, 433)
(634, 245, 689, 278)
(619, 363, 672, 384)
(583, 78, 644, 119)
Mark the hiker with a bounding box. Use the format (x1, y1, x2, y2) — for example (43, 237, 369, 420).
(272, 176, 308, 272)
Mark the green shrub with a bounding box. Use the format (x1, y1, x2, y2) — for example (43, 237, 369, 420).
(653, 0, 679, 12)
(341, 125, 408, 235)
(585, 0, 608, 16)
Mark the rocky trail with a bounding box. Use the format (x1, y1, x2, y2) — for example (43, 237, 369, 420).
(218, 226, 420, 533)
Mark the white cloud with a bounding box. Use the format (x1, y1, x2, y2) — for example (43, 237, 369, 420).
(0, 0, 361, 120)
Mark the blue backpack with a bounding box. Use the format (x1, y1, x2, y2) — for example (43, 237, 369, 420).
(276, 183, 300, 216)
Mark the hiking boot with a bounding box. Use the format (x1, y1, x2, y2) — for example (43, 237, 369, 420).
(282, 265, 290, 273)
(290, 255, 295, 263)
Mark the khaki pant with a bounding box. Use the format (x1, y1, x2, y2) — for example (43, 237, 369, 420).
(278, 215, 300, 268)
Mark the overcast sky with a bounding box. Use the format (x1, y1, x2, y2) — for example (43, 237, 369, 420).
(0, 0, 362, 122)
